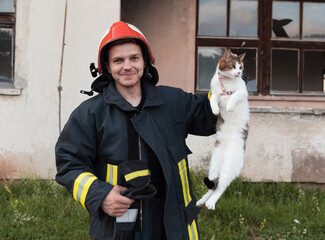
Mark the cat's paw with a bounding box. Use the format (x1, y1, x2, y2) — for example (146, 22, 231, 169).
(196, 200, 203, 207)
(205, 199, 216, 210)
(209, 95, 220, 115)
(211, 105, 220, 115)
(196, 190, 214, 207)
(212, 107, 220, 115)
(226, 102, 235, 112)
(196, 196, 207, 207)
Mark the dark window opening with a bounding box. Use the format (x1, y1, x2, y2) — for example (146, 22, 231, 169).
(304, 51, 325, 92)
(0, 0, 15, 86)
(271, 49, 298, 92)
(196, 0, 325, 96)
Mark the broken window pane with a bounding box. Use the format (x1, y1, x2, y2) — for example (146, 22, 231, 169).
(197, 47, 222, 90)
(198, 0, 227, 36)
(0, 28, 13, 83)
(303, 3, 325, 39)
(0, 0, 14, 12)
(303, 51, 325, 92)
(271, 49, 298, 91)
(272, 1, 299, 39)
(197, 47, 256, 92)
(230, 0, 258, 37)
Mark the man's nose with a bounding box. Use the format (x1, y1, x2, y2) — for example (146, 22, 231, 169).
(123, 60, 132, 70)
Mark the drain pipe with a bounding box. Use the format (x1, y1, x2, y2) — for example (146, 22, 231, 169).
(58, 0, 68, 134)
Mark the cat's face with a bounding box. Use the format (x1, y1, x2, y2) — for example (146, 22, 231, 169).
(218, 49, 245, 78)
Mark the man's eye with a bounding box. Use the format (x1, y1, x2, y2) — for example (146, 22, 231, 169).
(131, 57, 139, 61)
(114, 59, 122, 63)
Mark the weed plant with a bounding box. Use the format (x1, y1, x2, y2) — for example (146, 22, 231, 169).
(0, 171, 325, 239)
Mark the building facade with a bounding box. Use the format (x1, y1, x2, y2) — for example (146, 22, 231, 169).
(1, 0, 324, 183)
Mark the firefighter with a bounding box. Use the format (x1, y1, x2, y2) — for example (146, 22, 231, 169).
(55, 21, 218, 240)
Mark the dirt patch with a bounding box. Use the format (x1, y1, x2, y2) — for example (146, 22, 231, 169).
(291, 148, 325, 183)
(0, 158, 18, 179)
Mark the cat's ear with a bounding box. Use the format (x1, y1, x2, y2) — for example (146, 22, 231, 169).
(223, 48, 231, 59)
(238, 53, 246, 62)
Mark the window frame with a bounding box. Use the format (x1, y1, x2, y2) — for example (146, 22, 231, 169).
(0, 0, 16, 89)
(195, 0, 325, 97)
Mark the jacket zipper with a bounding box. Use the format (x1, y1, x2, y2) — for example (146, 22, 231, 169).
(139, 134, 143, 232)
(137, 110, 143, 232)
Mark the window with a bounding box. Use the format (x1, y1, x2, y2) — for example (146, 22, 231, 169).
(0, 0, 15, 88)
(196, 0, 325, 96)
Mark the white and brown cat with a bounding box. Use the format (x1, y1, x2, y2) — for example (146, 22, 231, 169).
(196, 49, 249, 210)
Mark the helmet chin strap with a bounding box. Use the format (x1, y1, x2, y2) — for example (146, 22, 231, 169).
(80, 63, 110, 96)
(145, 65, 159, 85)
(90, 63, 98, 77)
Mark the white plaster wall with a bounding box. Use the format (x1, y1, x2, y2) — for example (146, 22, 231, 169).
(0, 0, 120, 179)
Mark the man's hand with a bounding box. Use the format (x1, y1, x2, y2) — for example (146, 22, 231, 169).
(101, 185, 135, 217)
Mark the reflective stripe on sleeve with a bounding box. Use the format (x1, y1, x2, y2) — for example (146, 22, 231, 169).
(124, 169, 149, 182)
(106, 164, 118, 185)
(73, 172, 97, 210)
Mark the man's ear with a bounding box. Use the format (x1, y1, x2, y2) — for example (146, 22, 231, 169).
(105, 63, 111, 74)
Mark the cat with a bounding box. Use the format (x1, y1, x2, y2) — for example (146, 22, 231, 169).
(196, 48, 249, 210)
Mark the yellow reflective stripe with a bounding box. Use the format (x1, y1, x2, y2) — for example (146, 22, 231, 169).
(124, 169, 149, 182)
(73, 172, 97, 210)
(73, 172, 92, 200)
(177, 159, 199, 239)
(178, 159, 192, 207)
(106, 164, 118, 185)
(79, 176, 97, 210)
(208, 90, 211, 100)
(112, 165, 118, 185)
(187, 220, 199, 240)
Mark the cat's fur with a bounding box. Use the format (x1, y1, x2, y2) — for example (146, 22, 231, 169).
(196, 49, 249, 210)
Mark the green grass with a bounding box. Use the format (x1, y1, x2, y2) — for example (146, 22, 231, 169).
(0, 179, 90, 240)
(192, 170, 325, 240)
(1, 171, 325, 240)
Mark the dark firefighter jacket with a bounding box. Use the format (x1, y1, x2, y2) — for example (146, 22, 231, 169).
(55, 79, 218, 240)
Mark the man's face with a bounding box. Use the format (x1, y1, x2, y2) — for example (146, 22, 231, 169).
(106, 42, 145, 90)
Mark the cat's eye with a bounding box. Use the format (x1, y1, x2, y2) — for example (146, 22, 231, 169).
(232, 65, 236, 68)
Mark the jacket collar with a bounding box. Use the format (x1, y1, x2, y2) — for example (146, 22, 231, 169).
(102, 78, 164, 111)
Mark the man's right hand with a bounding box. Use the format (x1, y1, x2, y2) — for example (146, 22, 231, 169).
(101, 185, 135, 217)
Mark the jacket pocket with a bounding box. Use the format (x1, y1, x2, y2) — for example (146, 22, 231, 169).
(169, 141, 192, 164)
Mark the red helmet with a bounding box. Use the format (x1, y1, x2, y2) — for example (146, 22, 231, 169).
(97, 21, 155, 74)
